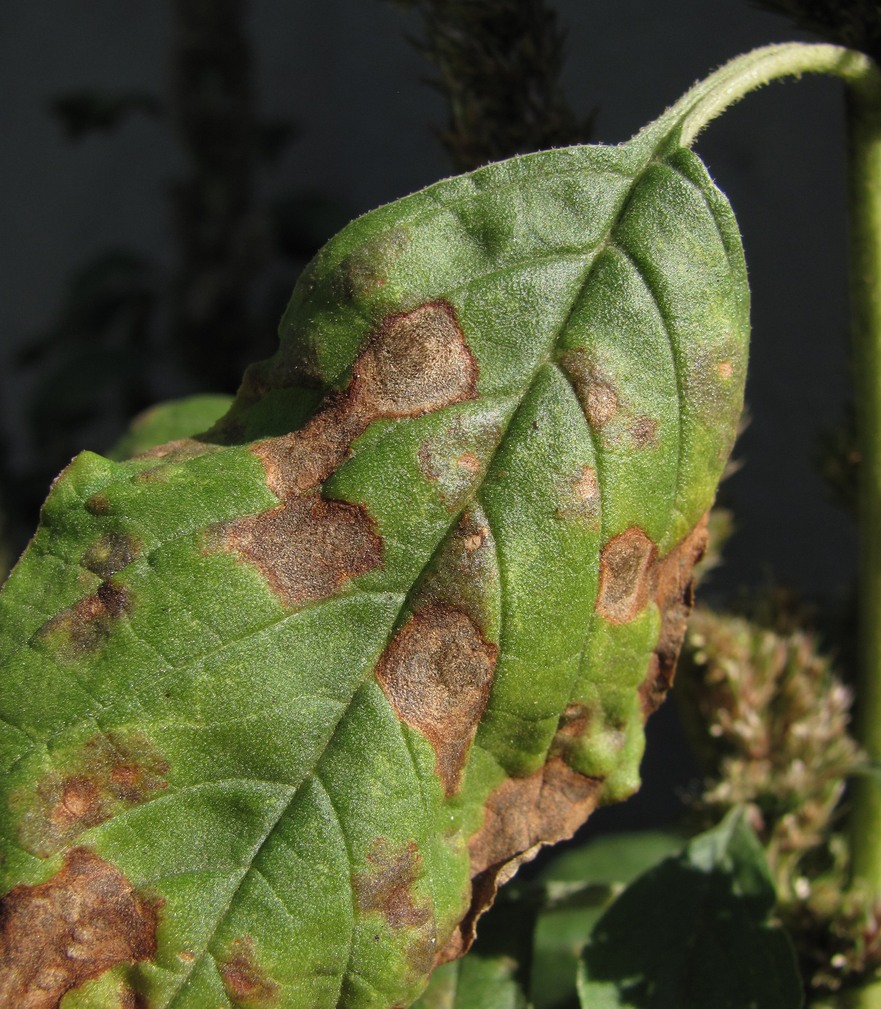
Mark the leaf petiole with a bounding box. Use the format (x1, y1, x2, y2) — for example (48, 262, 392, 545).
(645, 42, 881, 151)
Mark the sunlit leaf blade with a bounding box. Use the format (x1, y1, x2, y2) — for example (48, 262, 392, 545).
(0, 106, 748, 1007)
(577, 811, 803, 1009)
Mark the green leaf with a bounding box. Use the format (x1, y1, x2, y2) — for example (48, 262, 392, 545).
(531, 886, 608, 1009)
(538, 830, 687, 886)
(412, 955, 529, 1009)
(577, 810, 804, 1009)
(0, 82, 747, 1007)
(530, 831, 687, 1009)
(107, 395, 235, 460)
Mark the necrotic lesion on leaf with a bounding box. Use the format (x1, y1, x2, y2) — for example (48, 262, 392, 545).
(0, 848, 158, 1009)
(376, 603, 498, 797)
(218, 300, 479, 607)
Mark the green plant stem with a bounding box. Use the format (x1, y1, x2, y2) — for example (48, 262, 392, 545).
(657, 41, 881, 1006)
(844, 69, 881, 1009)
(846, 76, 881, 882)
(643, 42, 879, 150)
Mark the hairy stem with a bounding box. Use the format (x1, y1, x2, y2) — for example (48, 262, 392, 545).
(662, 41, 881, 1004)
(645, 42, 879, 150)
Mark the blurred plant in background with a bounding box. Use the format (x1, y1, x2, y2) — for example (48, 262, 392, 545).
(387, 0, 591, 171)
(0, 0, 353, 571)
(678, 604, 875, 996)
(751, 0, 881, 60)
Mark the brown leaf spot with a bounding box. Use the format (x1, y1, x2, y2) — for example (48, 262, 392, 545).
(337, 226, 411, 299)
(14, 732, 169, 858)
(639, 515, 709, 715)
(119, 988, 150, 1009)
(251, 397, 364, 502)
(82, 533, 141, 580)
(58, 776, 101, 822)
(353, 839, 431, 931)
(552, 704, 591, 753)
(545, 704, 605, 784)
(406, 509, 499, 641)
(84, 494, 111, 517)
(0, 848, 158, 1009)
(631, 416, 659, 449)
(416, 412, 502, 512)
(219, 937, 279, 1007)
(352, 302, 477, 419)
(221, 390, 377, 602)
(595, 527, 658, 624)
(417, 441, 439, 484)
(718, 360, 734, 380)
(109, 765, 152, 801)
(573, 466, 598, 503)
(132, 437, 212, 463)
(93, 582, 129, 618)
(223, 496, 383, 608)
(438, 759, 602, 964)
(376, 605, 497, 796)
(586, 382, 618, 428)
(557, 466, 601, 526)
(462, 529, 487, 552)
(39, 582, 132, 656)
(26, 774, 109, 856)
(470, 759, 601, 876)
(558, 351, 619, 429)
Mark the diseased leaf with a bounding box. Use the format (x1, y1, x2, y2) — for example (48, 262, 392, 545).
(0, 90, 748, 1007)
(577, 811, 803, 1009)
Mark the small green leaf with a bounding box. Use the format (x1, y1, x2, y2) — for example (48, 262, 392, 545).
(577, 810, 804, 1009)
(531, 831, 686, 1009)
(0, 66, 748, 1007)
(107, 395, 235, 460)
(531, 890, 606, 1009)
(412, 955, 529, 1009)
(538, 830, 687, 886)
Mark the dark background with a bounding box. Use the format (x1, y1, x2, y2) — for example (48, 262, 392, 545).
(0, 1, 859, 820)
